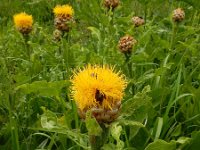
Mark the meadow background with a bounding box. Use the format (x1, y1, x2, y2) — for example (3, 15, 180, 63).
(0, 0, 200, 149)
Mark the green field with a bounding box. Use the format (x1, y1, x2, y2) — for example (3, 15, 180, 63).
(0, 0, 200, 149)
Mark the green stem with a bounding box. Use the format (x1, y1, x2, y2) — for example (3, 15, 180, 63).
(170, 22, 177, 50)
(24, 35, 31, 61)
(60, 39, 65, 80)
(90, 124, 109, 150)
(125, 53, 135, 95)
(24, 35, 32, 83)
(71, 100, 79, 129)
(9, 94, 20, 150)
(144, 2, 147, 24)
(61, 33, 70, 80)
(124, 127, 130, 147)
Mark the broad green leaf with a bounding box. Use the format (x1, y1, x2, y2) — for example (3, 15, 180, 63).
(177, 137, 191, 144)
(145, 139, 176, 150)
(121, 85, 153, 141)
(31, 127, 89, 149)
(176, 137, 191, 150)
(187, 131, 200, 150)
(102, 143, 116, 150)
(85, 111, 102, 136)
(121, 85, 152, 119)
(15, 80, 69, 97)
(40, 107, 58, 129)
(38, 107, 89, 149)
(111, 122, 124, 150)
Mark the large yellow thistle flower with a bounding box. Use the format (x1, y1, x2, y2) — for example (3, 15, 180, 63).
(53, 4, 74, 17)
(71, 65, 127, 111)
(13, 12, 33, 32)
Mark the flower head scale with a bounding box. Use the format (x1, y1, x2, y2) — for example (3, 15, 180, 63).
(13, 12, 33, 34)
(53, 4, 74, 18)
(71, 65, 127, 111)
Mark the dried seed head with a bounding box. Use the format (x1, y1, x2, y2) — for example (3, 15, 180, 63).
(53, 29, 62, 41)
(78, 101, 121, 123)
(104, 0, 119, 10)
(132, 16, 145, 27)
(118, 35, 137, 53)
(172, 8, 185, 22)
(54, 16, 74, 32)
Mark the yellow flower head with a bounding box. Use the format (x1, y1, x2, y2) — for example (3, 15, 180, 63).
(71, 64, 127, 111)
(13, 12, 33, 29)
(53, 4, 74, 17)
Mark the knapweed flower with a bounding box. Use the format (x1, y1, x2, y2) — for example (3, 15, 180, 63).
(71, 64, 127, 123)
(13, 12, 33, 35)
(118, 35, 137, 54)
(104, 0, 119, 10)
(132, 16, 145, 27)
(53, 4, 74, 32)
(172, 8, 185, 22)
(53, 4, 74, 18)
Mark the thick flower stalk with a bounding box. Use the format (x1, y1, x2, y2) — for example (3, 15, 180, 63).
(13, 12, 33, 35)
(53, 4, 74, 32)
(71, 64, 127, 123)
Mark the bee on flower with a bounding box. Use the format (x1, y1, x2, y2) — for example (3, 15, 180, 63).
(71, 64, 127, 123)
(13, 12, 33, 35)
(53, 4, 75, 32)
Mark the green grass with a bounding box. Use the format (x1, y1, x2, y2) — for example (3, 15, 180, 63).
(0, 0, 200, 149)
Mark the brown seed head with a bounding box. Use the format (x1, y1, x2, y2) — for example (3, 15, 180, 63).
(104, 0, 119, 9)
(172, 8, 185, 22)
(118, 35, 137, 53)
(132, 16, 145, 27)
